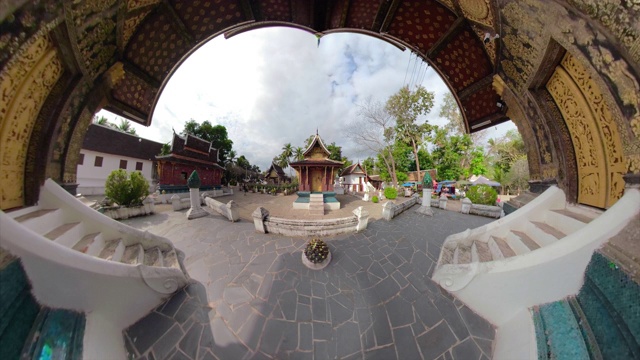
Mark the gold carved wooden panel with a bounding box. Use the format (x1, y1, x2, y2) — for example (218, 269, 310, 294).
(0, 34, 63, 209)
(546, 52, 626, 209)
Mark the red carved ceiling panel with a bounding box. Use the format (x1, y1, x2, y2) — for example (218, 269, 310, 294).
(111, 73, 157, 114)
(125, 11, 192, 80)
(345, 0, 380, 30)
(327, 0, 348, 29)
(387, 0, 456, 54)
(258, 0, 292, 22)
(462, 85, 500, 121)
(170, 0, 245, 41)
(433, 26, 492, 92)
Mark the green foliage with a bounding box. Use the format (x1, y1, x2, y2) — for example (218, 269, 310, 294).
(396, 172, 408, 182)
(304, 238, 329, 264)
(387, 85, 435, 177)
(468, 147, 488, 176)
(372, 196, 379, 203)
(384, 187, 398, 200)
(431, 127, 473, 181)
(466, 184, 497, 205)
(362, 157, 376, 175)
(105, 169, 149, 207)
(159, 142, 171, 156)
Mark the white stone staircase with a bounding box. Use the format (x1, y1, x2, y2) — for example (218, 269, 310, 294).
(0, 179, 189, 358)
(431, 186, 640, 359)
(437, 206, 596, 267)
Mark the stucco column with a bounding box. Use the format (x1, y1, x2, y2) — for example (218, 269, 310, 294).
(186, 171, 207, 220)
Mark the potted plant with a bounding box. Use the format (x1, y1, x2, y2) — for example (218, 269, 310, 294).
(302, 238, 332, 270)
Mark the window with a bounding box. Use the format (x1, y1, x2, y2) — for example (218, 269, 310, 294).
(94, 156, 103, 167)
(181, 172, 188, 180)
(136, 162, 143, 171)
(119, 160, 127, 169)
(78, 153, 84, 165)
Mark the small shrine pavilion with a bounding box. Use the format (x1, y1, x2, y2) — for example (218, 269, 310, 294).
(265, 162, 287, 184)
(290, 133, 343, 192)
(155, 132, 224, 192)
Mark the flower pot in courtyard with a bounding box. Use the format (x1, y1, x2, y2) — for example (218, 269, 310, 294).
(302, 238, 332, 270)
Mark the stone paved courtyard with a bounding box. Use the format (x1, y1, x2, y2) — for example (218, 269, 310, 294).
(122, 205, 495, 359)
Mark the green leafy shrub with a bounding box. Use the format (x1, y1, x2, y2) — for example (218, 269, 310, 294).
(304, 238, 329, 264)
(466, 184, 497, 205)
(105, 169, 149, 207)
(383, 187, 398, 200)
(372, 196, 379, 203)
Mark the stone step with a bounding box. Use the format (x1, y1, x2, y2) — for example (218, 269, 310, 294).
(440, 246, 454, 265)
(98, 239, 123, 262)
(13, 208, 65, 237)
(527, 221, 563, 247)
(491, 236, 516, 258)
(531, 221, 566, 239)
(162, 249, 180, 269)
(547, 209, 592, 235)
(456, 245, 472, 264)
(144, 247, 163, 267)
(20, 308, 85, 360)
(121, 244, 144, 265)
(72, 232, 101, 253)
(473, 241, 493, 262)
(534, 300, 590, 359)
(508, 230, 539, 254)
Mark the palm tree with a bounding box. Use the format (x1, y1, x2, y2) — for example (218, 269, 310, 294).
(93, 116, 110, 126)
(294, 146, 304, 161)
(115, 118, 137, 135)
(281, 143, 293, 176)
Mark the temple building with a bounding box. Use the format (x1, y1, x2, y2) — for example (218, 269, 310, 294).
(340, 162, 368, 192)
(289, 133, 343, 192)
(155, 132, 224, 192)
(265, 162, 287, 184)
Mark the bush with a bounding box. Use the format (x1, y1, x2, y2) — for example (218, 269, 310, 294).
(105, 169, 149, 207)
(383, 187, 398, 200)
(466, 184, 498, 205)
(372, 196, 379, 203)
(304, 238, 329, 264)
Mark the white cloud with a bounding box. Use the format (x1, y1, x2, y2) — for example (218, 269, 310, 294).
(96, 27, 516, 171)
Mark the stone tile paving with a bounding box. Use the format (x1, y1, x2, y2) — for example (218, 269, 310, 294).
(123, 207, 496, 359)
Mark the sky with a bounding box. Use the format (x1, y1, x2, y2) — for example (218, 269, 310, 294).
(97, 27, 515, 172)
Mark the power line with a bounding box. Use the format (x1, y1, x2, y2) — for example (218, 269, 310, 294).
(403, 52, 414, 86)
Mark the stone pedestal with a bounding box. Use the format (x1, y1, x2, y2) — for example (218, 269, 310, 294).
(461, 198, 472, 214)
(253, 207, 269, 233)
(439, 194, 448, 210)
(186, 188, 207, 220)
(416, 189, 434, 216)
(382, 201, 395, 221)
(171, 195, 181, 211)
(353, 206, 370, 231)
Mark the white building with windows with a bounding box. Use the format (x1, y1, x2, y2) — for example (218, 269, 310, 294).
(340, 162, 368, 192)
(77, 124, 164, 195)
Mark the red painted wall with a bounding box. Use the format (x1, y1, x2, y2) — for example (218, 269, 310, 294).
(159, 162, 221, 186)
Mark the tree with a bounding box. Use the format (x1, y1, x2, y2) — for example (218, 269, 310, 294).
(387, 85, 435, 181)
(439, 92, 486, 144)
(94, 116, 110, 126)
(236, 155, 250, 169)
(159, 142, 171, 156)
(486, 129, 527, 194)
(181, 120, 234, 163)
(362, 157, 376, 175)
(281, 143, 293, 176)
(468, 147, 488, 176)
(115, 118, 137, 135)
(347, 97, 400, 186)
(431, 127, 473, 181)
(294, 146, 304, 161)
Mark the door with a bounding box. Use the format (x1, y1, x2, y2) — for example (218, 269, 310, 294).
(311, 168, 323, 192)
